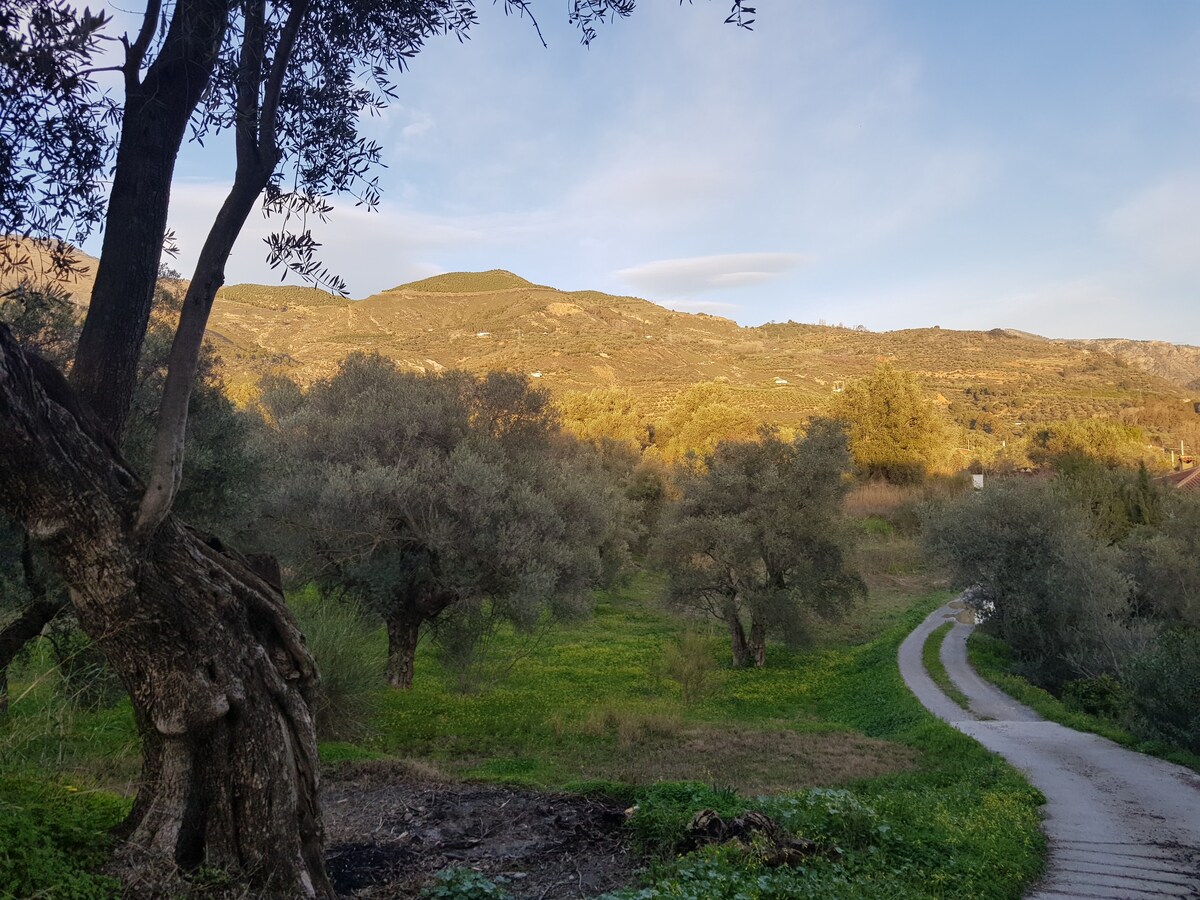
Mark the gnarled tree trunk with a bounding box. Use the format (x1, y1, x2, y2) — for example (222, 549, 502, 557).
(749, 617, 767, 669)
(384, 590, 456, 690)
(0, 326, 333, 896)
(724, 599, 751, 668)
(386, 613, 422, 690)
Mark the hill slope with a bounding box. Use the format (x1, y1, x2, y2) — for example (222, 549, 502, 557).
(4, 249, 1197, 431)
(204, 273, 1198, 432)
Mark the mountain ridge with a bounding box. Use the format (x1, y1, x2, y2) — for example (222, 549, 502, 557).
(3, 248, 1197, 429)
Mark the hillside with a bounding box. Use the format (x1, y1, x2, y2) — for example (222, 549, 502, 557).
(1067, 338, 1200, 392)
(5, 248, 1198, 433)
(202, 271, 1199, 436)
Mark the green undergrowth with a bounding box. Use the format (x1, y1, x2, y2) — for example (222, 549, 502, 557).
(367, 582, 1045, 899)
(923, 622, 971, 709)
(0, 775, 125, 899)
(966, 631, 1200, 772)
(1, 572, 1048, 898)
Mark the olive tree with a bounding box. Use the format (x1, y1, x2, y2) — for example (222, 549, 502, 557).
(923, 478, 1139, 688)
(0, 0, 750, 891)
(659, 420, 866, 668)
(263, 354, 630, 688)
(832, 364, 949, 483)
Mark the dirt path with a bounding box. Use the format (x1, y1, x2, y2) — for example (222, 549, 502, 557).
(899, 601, 1200, 900)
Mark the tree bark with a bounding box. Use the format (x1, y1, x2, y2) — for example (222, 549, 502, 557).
(749, 617, 767, 669)
(71, 0, 234, 435)
(0, 326, 333, 896)
(386, 613, 423, 690)
(724, 600, 751, 669)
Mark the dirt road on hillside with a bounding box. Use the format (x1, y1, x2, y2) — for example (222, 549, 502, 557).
(899, 601, 1200, 899)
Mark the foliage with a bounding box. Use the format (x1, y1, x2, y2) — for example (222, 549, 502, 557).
(0, 775, 124, 899)
(923, 478, 1137, 688)
(1060, 674, 1129, 721)
(659, 421, 866, 667)
(1122, 629, 1200, 754)
(288, 587, 384, 741)
(1028, 418, 1153, 470)
(558, 386, 649, 450)
(832, 365, 950, 484)
(1056, 458, 1163, 544)
(654, 382, 758, 464)
(420, 867, 512, 899)
(660, 632, 719, 705)
(0, 1, 115, 260)
(264, 354, 630, 686)
(1121, 492, 1200, 627)
(0, 282, 80, 366)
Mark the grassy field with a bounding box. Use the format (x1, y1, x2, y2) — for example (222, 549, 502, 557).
(1, 553, 1047, 899)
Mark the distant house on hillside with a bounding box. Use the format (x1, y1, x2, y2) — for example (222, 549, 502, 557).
(1159, 467, 1200, 494)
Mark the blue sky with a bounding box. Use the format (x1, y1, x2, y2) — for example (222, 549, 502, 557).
(93, 1, 1200, 343)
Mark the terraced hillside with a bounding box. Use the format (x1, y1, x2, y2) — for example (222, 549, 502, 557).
(203, 270, 1199, 435)
(5, 245, 1198, 437)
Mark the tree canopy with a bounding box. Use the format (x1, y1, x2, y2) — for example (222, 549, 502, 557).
(832, 364, 949, 483)
(658, 421, 866, 668)
(263, 354, 630, 687)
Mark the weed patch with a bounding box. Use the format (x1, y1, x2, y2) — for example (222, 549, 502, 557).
(923, 623, 971, 709)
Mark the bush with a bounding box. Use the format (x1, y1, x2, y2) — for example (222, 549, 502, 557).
(1123, 629, 1200, 753)
(1061, 674, 1130, 720)
(288, 588, 384, 741)
(922, 478, 1133, 689)
(662, 632, 718, 705)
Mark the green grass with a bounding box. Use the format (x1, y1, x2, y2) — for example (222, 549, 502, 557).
(355, 578, 1045, 898)
(591, 599, 1045, 898)
(923, 622, 971, 710)
(967, 630, 1200, 772)
(2, 574, 1047, 898)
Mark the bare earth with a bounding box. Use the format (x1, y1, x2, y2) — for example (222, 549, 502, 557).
(900, 601, 1200, 899)
(322, 763, 637, 898)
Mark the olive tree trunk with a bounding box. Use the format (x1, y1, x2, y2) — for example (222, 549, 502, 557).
(385, 614, 423, 690)
(723, 599, 751, 668)
(0, 325, 333, 896)
(749, 618, 767, 669)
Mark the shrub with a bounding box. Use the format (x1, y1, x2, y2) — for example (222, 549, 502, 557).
(1123, 629, 1200, 753)
(923, 478, 1133, 689)
(1061, 674, 1130, 720)
(662, 632, 718, 705)
(288, 588, 384, 741)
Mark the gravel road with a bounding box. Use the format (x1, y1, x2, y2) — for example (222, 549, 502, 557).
(899, 601, 1200, 899)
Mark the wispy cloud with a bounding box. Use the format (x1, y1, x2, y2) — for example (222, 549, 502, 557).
(617, 253, 805, 296)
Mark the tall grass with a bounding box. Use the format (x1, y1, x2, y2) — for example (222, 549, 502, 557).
(288, 587, 385, 743)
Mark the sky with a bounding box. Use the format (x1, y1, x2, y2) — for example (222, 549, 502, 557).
(86, 1, 1200, 343)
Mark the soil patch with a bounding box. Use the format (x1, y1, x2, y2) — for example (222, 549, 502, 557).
(573, 726, 918, 795)
(323, 763, 637, 898)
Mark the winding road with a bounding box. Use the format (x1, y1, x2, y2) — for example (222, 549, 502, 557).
(899, 600, 1200, 899)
